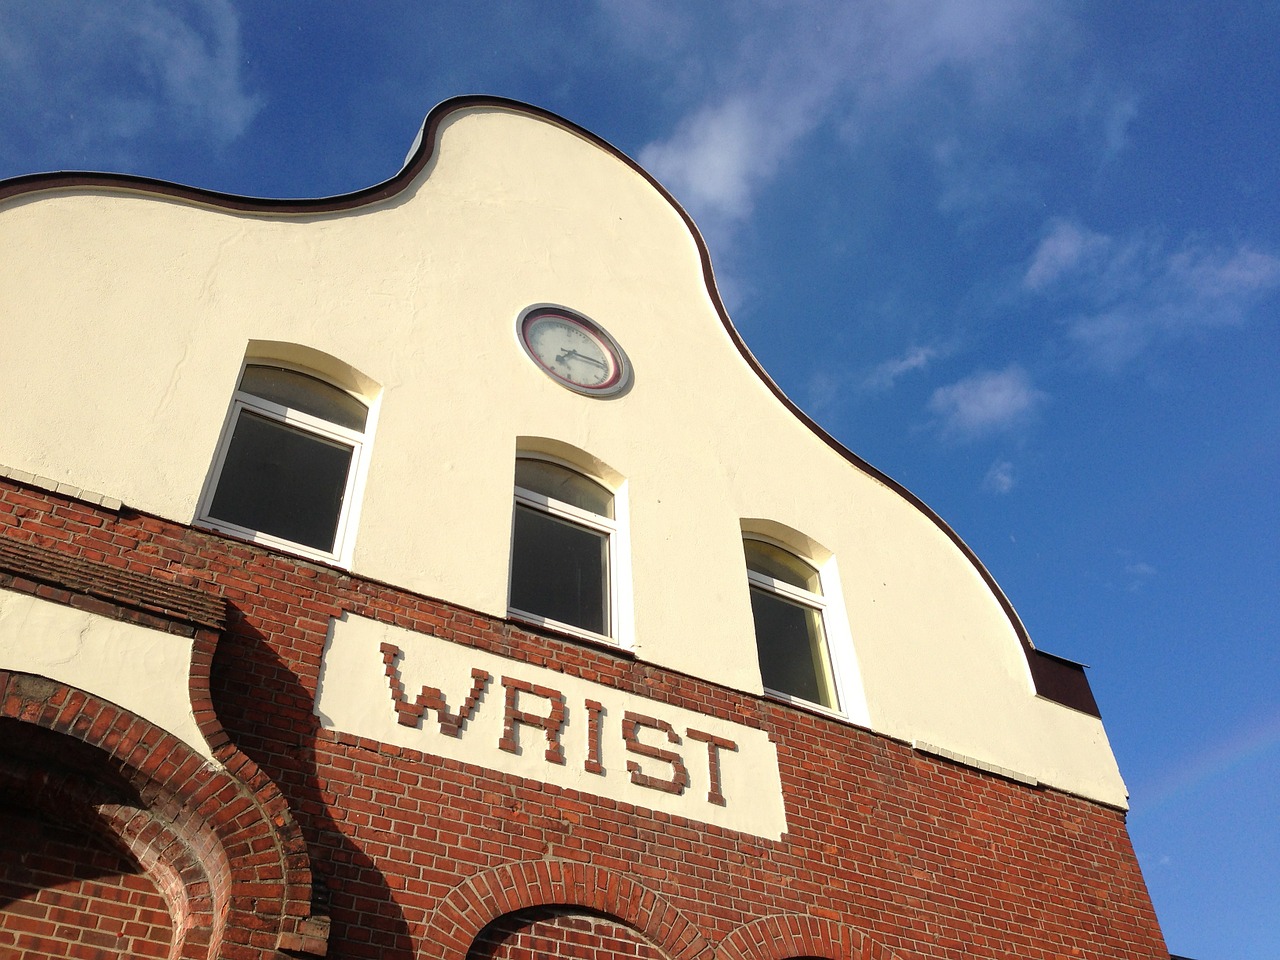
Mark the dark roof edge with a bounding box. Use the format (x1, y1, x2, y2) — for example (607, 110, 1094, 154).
(0, 95, 1100, 718)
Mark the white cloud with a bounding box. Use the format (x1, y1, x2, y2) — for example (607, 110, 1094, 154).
(1168, 245, 1280, 300)
(593, 0, 699, 58)
(130, 2, 262, 142)
(928, 365, 1046, 439)
(983, 459, 1016, 493)
(1101, 93, 1140, 160)
(1024, 219, 1111, 291)
(804, 369, 842, 417)
(933, 140, 1037, 217)
(1068, 309, 1152, 370)
(0, 1, 261, 169)
(1076, 79, 1141, 163)
(640, 97, 777, 223)
(863, 346, 937, 390)
(1025, 219, 1280, 369)
(627, 0, 1082, 245)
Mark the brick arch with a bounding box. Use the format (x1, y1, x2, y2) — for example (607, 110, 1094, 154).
(427, 860, 714, 960)
(469, 906, 673, 960)
(0, 743, 215, 959)
(716, 914, 908, 960)
(0, 669, 326, 958)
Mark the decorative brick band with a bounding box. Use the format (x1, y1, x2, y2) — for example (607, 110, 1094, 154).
(912, 740, 1039, 788)
(426, 860, 714, 960)
(0, 462, 123, 512)
(0, 528, 226, 630)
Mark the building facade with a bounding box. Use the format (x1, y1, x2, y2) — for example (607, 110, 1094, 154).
(0, 97, 1169, 959)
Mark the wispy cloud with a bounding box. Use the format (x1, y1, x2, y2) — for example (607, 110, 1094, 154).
(1023, 219, 1112, 291)
(801, 342, 940, 420)
(983, 459, 1016, 493)
(640, 96, 806, 227)
(1100, 93, 1140, 160)
(0, 1, 261, 170)
(928, 365, 1046, 440)
(804, 369, 843, 418)
(624, 0, 1101, 250)
(863, 346, 938, 391)
(1025, 219, 1280, 369)
(1076, 80, 1141, 163)
(1124, 560, 1157, 591)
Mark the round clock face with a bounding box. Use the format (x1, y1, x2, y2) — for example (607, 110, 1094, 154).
(518, 308, 631, 396)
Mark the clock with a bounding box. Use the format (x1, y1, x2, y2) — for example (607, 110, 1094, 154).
(517, 306, 632, 397)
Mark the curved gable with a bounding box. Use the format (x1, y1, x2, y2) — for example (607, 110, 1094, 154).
(0, 97, 1121, 806)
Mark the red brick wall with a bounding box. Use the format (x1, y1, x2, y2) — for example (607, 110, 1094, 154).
(0, 807, 172, 960)
(0, 480, 1169, 960)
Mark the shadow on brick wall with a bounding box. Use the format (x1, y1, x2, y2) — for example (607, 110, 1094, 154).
(211, 608, 415, 958)
(0, 723, 176, 957)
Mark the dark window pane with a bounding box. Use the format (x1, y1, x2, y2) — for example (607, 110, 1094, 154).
(510, 504, 608, 635)
(209, 410, 354, 552)
(239, 365, 367, 431)
(514, 459, 613, 517)
(744, 538, 821, 592)
(750, 587, 836, 708)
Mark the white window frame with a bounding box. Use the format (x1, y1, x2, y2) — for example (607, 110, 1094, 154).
(198, 365, 373, 566)
(508, 456, 628, 648)
(744, 535, 867, 725)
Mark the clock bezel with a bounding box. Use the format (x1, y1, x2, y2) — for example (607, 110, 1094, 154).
(516, 305, 633, 398)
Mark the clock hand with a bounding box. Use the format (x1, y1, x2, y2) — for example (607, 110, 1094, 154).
(556, 348, 608, 369)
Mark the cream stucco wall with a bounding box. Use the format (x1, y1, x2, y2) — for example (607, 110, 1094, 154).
(0, 102, 1127, 806)
(0, 589, 215, 760)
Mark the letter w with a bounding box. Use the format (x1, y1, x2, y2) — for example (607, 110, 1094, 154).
(380, 642, 490, 737)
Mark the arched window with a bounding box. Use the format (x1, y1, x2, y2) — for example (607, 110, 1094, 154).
(744, 537, 839, 710)
(508, 457, 616, 641)
(200, 363, 370, 562)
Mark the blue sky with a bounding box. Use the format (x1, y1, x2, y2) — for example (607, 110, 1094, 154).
(2, 3, 1276, 957)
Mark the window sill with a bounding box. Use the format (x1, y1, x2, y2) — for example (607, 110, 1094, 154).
(507, 608, 635, 658)
(761, 686, 857, 727)
(194, 518, 352, 571)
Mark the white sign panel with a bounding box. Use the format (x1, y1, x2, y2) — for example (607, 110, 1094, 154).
(315, 614, 788, 839)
